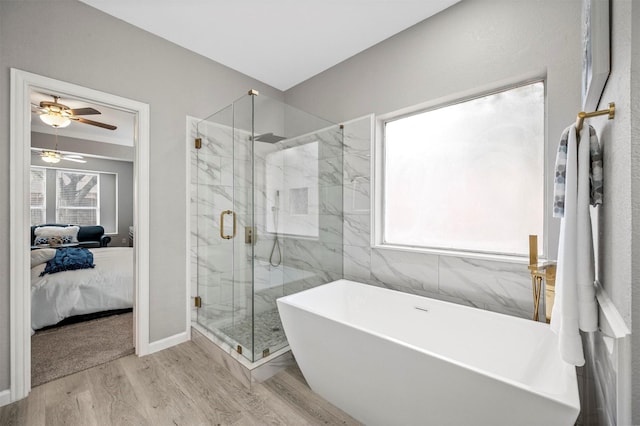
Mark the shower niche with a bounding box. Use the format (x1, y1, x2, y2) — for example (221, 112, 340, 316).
(190, 90, 344, 366)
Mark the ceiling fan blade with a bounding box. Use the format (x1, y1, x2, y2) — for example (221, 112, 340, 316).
(31, 104, 46, 113)
(69, 107, 101, 116)
(63, 157, 87, 163)
(71, 117, 117, 130)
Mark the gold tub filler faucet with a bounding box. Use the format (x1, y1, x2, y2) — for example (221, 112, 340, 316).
(528, 235, 556, 323)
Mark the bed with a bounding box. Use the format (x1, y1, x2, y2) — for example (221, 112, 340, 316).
(31, 247, 134, 331)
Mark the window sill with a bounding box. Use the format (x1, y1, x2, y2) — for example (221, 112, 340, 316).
(372, 243, 547, 265)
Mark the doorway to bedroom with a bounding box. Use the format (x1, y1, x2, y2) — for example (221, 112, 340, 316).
(9, 69, 151, 402)
(29, 91, 136, 386)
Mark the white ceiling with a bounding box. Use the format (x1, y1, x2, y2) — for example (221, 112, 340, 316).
(79, 0, 462, 91)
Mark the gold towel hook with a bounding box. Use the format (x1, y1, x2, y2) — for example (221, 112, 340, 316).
(576, 102, 615, 132)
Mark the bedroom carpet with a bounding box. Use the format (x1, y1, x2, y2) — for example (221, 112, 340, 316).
(31, 312, 134, 387)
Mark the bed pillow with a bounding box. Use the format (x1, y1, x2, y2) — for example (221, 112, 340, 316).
(34, 226, 80, 243)
(34, 235, 74, 246)
(30, 248, 57, 268)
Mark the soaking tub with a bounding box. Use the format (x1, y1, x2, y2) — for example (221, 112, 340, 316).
(277, 279, 579, 426)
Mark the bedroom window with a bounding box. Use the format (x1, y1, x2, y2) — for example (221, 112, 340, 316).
(55, 170, 100, 226)
(30, 167, 46, 225)
(378, 81, 544, 257)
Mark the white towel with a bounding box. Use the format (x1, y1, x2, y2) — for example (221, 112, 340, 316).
(550, 124, 598, 366)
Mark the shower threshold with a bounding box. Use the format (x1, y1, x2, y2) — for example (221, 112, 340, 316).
(191, 322, 294, 389)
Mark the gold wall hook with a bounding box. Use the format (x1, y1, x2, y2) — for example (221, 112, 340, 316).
(576, 102, 615, 132)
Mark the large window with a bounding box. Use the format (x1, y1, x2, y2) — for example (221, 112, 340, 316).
(381, 81, 544, 256)
(30, 167, 46, 225)
(56, 170, 100, 225)
(30, 166, 119, 233)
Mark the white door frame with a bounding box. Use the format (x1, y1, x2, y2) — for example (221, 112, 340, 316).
(9, 69, 151, 402)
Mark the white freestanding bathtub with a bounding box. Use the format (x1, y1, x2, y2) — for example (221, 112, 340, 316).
(277, 279, 579, 426)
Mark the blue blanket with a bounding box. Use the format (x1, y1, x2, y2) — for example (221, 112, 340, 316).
(40, 247, 95, 277)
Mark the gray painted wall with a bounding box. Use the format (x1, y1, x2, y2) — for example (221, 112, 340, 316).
(591, 0, 640, 422)
(286, 0, 581, 260)
(285, 0, 637, 422)
(32, 131, 135, 162)
(0, 0, 283, 391)
(632, 2, 640, 421)
(31, 135, 134, 247)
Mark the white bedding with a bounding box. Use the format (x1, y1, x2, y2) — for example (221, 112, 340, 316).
(31, 247, 134, 331)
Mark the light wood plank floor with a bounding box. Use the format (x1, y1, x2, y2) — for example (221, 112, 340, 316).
(0, 341, 362, 426)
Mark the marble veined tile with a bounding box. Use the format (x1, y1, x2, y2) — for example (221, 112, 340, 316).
(202, 136, 232, 160)
(319, 185, 343, 215)
(193, 183, 233, 212)
(187, 116, 198, 134)
(370, 248, 439, 294)
(344, 214, 370, 247)
(344, 245, 371, 281)
(219, 158, 233, 186)
(200, 128, 234, 159)
(233, 158, 252, 188)
(196, 245, 232, 275)
(366, 275, 479, 308)
(343, 115, 373, 155)
(319, 156, 344, 186)
(190, 150, 198, 183)
(317, 129, 344, 160)
(343, 152, 370, 182)
(191, 214, 219, 247)
(283, 267, 342, 295)
(438, 256, 533, 315)
(283, 238, 343, 275)
(343, 176, 370, 214)
(193, 154, 222, 185)
(319, 214, 343, 245)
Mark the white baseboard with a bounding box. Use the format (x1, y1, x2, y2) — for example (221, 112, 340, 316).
(0, 389, 12, 407)
(146, 330, 189, 355)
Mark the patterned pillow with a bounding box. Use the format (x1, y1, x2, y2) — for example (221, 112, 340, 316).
(34, 225, 80, 243)
(34, 235, 73, 246)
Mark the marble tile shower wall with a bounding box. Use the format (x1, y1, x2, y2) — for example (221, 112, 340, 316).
(250, 126, 344, 318)
(189, 116, 345, 334)
(342, 116, 536, 319)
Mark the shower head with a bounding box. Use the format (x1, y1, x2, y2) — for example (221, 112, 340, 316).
(252, 133, 287, 143)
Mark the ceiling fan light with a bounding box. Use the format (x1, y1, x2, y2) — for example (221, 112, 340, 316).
(40, 112, 71, 128)
(41, 151, 61, 164)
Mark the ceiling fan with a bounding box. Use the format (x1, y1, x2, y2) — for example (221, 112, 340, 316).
(33, 147, 87, 164)
(32, 95, 117, 130)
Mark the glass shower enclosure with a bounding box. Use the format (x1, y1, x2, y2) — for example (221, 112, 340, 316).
(192, 90, 343, 363)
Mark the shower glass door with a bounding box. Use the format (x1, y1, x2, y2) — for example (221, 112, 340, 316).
(193, 91, 343, 363)
(195, 95, 255, 362)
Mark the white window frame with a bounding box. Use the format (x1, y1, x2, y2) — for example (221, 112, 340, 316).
(373, 79, 548, 262)
(32, 165, 119, 234)
(29, 166, 47, 225)
(55, 169, 101, 226)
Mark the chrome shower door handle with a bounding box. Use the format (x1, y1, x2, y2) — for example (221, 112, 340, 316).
(220, 210, 236, 239)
